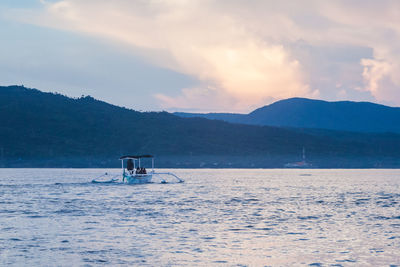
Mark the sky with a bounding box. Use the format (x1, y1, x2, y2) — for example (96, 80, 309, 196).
(1, 0, 400, 112)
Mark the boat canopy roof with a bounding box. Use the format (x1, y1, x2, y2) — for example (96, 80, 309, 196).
(119, 155, 153, 160)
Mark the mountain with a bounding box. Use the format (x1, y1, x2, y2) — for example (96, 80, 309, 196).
(1, 85, 400, 168)
(175, 98, 400, 133)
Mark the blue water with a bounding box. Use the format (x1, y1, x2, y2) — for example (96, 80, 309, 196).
(0, 169, 399, 266)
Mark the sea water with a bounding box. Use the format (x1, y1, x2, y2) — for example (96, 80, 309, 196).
(0, 169, 399, 266)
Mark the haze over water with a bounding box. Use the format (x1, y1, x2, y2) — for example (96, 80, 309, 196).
(0, 169, 399, 266)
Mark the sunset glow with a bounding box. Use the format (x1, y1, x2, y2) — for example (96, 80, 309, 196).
(2, 0, 400, 111)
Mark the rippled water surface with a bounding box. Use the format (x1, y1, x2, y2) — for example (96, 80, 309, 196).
(0, 169, 399, 266)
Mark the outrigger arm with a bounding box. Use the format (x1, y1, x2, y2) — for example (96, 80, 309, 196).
(153, 172, 184, 183)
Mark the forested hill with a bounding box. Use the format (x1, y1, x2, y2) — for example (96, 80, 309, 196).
(175, 97, 400, 133)
(1, 85, 400, 168)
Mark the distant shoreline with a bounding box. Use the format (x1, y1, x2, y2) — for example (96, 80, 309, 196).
(1, 156, 399, 169)
(1, 167, 400, 169)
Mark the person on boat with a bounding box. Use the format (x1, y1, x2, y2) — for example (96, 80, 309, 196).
(143, 168, 147, 174)
(136, 166, 140, 174)
(127, 159, 134, 174)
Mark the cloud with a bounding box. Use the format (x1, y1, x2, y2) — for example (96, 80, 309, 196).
(155, 41, 314, 112)
(15, 0, 315, 111)
(9, 0, 400, 110)
(361, 58, 400, 103)
(315, 1, 400, 104)
(154, 86, 236, 112)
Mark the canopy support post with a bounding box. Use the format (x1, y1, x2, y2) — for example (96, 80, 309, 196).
(121, 160, 125, 182)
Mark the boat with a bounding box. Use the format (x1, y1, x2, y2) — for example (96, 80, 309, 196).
(120, 155, 184, 184)
(284, 147, 313, 168)
(120, 155, 154, 184)
(91, 155, 184, 184)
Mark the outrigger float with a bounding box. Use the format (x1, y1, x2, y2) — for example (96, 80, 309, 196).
(92, 155, 184, 184)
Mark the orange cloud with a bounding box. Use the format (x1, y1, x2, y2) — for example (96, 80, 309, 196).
(20, 0, 314, 112)
(11, 0, 400, 109)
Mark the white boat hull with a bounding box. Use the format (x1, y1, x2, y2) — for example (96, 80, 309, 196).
(124, 173, 153, 184)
